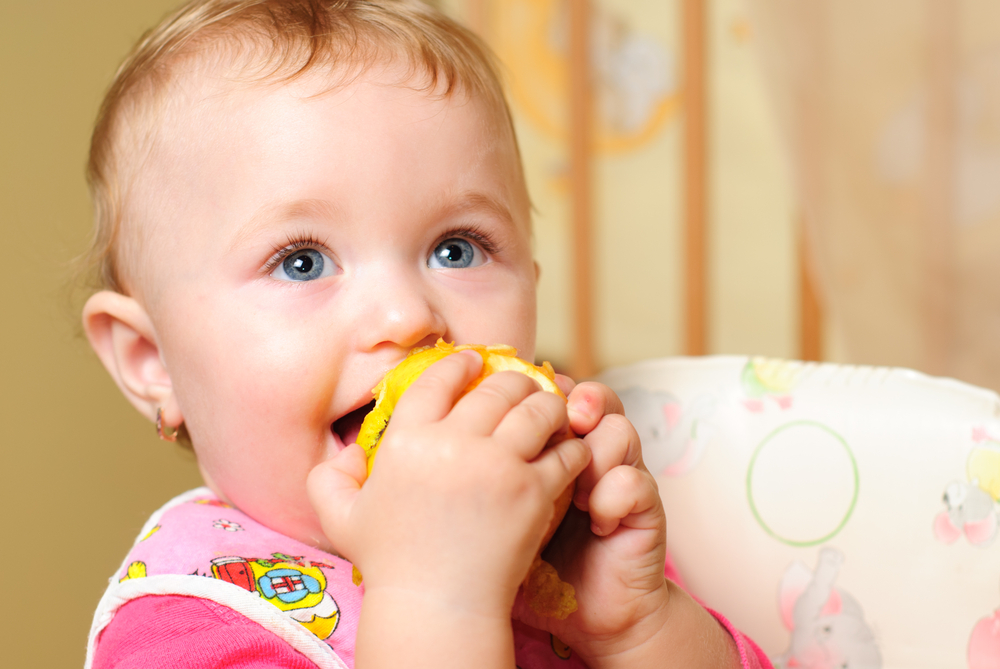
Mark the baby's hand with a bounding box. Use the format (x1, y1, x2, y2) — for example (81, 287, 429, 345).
(307, 351, 591, 618)
(513, 380, 674, 663)
(515, 381, 742, 668)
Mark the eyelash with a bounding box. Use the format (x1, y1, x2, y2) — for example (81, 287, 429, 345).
(260, 225, 501, 273)
(262, 234, 330, 274)
(437, 225, 501, 257)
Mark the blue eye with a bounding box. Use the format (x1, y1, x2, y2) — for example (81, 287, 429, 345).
(428, 238, 484, 269)
(272, 248, 335, 282)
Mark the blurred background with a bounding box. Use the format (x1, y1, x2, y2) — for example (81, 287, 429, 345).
(3, 0, 999, 665)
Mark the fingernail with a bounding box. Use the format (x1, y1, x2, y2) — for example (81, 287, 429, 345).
(572, 392, 599, 415)
(574, 490, 590, 511)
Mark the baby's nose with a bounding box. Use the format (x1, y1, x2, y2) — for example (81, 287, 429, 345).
(360, 270, 446, 351)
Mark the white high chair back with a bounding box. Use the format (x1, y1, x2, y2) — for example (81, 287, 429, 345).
(597, 356, 1000, 669)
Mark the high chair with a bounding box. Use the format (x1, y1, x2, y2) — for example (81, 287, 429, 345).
(597, 356, 1000, 669)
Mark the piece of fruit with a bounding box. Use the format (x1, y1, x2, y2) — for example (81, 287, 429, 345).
(357, 340, 562, 471)
(356, 338, 578, 619)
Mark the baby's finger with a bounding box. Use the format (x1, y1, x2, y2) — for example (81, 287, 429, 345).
(448, 370, 545, 436)
(566, 381, 625, 436)
(306, 444, 369, 551)
(531, 436, 592, 501)
(587, 464, 662, 537)
(553, 373, 576, 397)
(573, 413, 643, 510)
(490, 389, 570, 459)
(389, 350, 483, 426)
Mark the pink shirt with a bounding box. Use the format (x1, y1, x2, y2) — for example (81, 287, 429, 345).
(94, 592, 772, 668)
(88, 489, 772, 668)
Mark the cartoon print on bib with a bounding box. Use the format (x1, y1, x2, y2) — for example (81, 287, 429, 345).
(211, 553, 341, 640)
(195, 498, 234, 508)
(119, 561, 147, 582)
(139, 524, 161, 541)
(109, 491, 354, 648)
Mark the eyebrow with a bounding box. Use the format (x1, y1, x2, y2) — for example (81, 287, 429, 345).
(229, 190, 517, 253)
(229, 199, 342, 252)
(438, 191, 516, 228)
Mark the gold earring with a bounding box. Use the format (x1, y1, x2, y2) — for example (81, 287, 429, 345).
(156, 407, 180, 442)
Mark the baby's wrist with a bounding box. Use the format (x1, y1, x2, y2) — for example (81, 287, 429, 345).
(572, 580, 674, 668)
(574, 579, 741, 669)
(362, 577, 515, 622)
(358, 586, 516, 668)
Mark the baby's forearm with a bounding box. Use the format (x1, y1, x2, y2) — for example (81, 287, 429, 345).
(356, 588, 516, 669)
(578, 579, 742, 669)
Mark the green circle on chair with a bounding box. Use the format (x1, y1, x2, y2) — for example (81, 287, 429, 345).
(746, 421, 859, 547)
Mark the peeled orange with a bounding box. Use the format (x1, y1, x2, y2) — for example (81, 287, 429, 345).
(356, 339, 578, 619)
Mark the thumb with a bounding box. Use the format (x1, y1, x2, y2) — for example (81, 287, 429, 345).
(307, 444, 368, 552)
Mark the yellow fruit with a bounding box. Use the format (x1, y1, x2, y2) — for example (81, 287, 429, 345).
(357, 338, 578, 619)
(357, 340, 563, 474)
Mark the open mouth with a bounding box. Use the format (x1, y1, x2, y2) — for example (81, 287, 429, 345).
(332, 400, 376, 448)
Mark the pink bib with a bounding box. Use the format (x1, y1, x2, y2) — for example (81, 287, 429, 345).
(86, 488, 588, 668)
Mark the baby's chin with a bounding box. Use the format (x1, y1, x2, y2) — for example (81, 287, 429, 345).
(248, 499, 340, 556)
(284, 518, 339, 555)
(199, 468, 340, 555)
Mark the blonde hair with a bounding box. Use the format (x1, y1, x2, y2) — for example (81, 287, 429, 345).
(84, 0, 517, 294)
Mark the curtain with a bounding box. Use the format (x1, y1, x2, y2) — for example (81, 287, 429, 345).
(748, 0, 1000, 390)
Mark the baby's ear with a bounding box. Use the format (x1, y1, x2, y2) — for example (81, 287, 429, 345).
(82, 291, 180, 427)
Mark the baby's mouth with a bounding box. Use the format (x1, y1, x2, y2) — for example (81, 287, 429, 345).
(332, 400, 376, 448)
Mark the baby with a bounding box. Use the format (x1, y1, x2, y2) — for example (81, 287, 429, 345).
(80, 1, 771, 667)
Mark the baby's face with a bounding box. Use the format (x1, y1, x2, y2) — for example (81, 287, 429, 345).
(136, 64, 537, 549)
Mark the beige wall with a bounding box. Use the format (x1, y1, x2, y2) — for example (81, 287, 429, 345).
(2, 1, 795, 666)
(2, 4, 204, 667)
